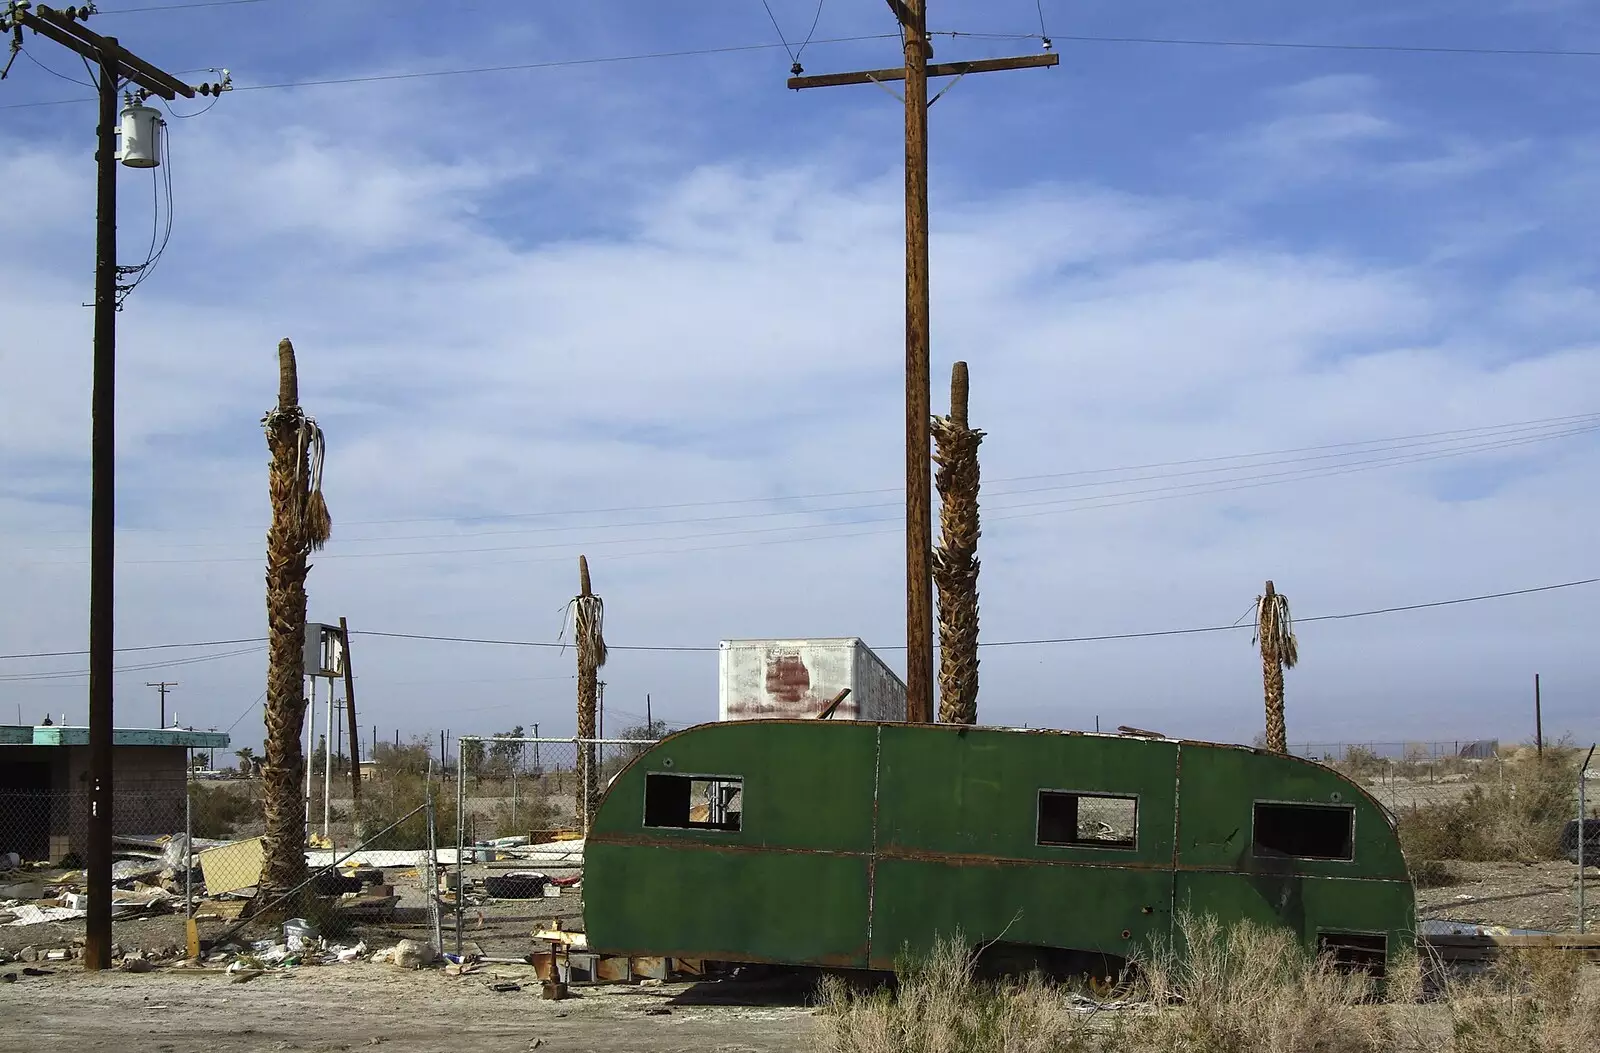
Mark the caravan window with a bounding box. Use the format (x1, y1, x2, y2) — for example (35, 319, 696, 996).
(1253, 802, 1354, 860)
(644, 773, 743, 831)
(1037, 791, 1137, 849)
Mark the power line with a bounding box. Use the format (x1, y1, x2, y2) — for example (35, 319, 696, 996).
(943, 29, 1600, 58)
(28, 420, 1589, 566)
(18, 47, 96, 88)
(5, 576, 1592, 667)
(0, 636, 265, 662)
(974, 577, 1600, 649)
(352, 576, 1600, 652)
(8, 21, 1599, 112)
(350, 630, 716, 653)
(17, 410, 1596, 541)
(97, 0, 272, 12)
(0, 33, 904, 110)
(131, 415, 1600, 548)
(797, 1, 827, 61)
(0, 645, 265, 683)
(223, 689, 265, 735)
(759, 0, 799, 65)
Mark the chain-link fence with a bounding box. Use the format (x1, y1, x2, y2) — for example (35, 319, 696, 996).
(443, 737, 656, 957)
(0, 787, 194, 945)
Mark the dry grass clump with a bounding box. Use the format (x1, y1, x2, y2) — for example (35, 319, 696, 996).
(1123, 913, 1392, 1053)
(814, 933, 1098, 1053)
(1434, 947, 1599, 1053)
(813, 914, 1597, 1053)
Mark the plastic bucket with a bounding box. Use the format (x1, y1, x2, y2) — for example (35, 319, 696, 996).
(283, 917, 319, 952)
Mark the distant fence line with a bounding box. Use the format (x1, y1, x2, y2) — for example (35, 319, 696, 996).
(1289, 740, 1502, 762)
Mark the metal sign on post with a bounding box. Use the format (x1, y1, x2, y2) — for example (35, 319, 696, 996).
(304, 622, 345, 678)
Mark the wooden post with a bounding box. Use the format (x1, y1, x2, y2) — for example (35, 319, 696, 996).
(787, 17, 1055, 725)
(340, 617, 362, 815)
(1535, 673, 1543, 757)
(901, 0, 934, 724)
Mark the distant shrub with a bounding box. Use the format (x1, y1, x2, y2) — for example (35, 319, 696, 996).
(1398, 746, 1579, 862)
(188, 782, 255, 839)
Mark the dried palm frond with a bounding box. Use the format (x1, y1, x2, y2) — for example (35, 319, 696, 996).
(1254, 581, 1298, 669)
(300, 419, 331, 551)
(933, 362, 983, 726)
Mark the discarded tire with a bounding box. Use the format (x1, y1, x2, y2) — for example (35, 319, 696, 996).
(482, 874, 547, 899)
(309, 872, 366, 897)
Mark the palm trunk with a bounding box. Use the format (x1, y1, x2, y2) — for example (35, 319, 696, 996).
(260, 339, 311, 905)
(933, 362, 983, 725)
(1259, 580, 1290, 754)
(575, 556, 601, 828)
(1263, 649, 1286, 754)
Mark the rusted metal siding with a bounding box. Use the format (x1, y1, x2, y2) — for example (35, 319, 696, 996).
(717, 639, 907, 721)
(586, 722, 1416, 971)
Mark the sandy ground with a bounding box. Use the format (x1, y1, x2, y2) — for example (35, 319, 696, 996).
(0, 964, 818, 1053)
(8, 860, 1596, 962)
(1415, 861, 1600, 933)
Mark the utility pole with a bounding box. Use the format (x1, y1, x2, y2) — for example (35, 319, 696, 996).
(1535, 673, 1544, 758)
(1, 2, 226, 974)
(145, 681, 176, 728)
(788, 5, 1056, 723)
(339, 617, 361, 815)
(598, 680, 606, 741)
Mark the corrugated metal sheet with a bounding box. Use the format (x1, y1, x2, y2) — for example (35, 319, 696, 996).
(718, 638, 907, 722)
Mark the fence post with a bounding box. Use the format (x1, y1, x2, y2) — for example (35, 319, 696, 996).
(425, 779, 442, 954)
(455, 738, 465, 957)
(1580, 744, 1596, 935)
(185, 749, 194, 921)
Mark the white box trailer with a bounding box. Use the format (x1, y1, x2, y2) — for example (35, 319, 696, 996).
(717, 638, 907, 722)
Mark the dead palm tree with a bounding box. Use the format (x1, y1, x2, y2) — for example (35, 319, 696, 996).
(259, 338, 330, 909)
(932, 362, 983, 725)
(565, 556, 607, 829)
(1254, 580, 1298, 754)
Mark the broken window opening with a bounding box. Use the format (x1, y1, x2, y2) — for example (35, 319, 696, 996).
(1037, 791, 1138, 850)
(1253, 802, 1354, 860)
(644, 773, 743, 832)
(1317, 931, 1388, 976)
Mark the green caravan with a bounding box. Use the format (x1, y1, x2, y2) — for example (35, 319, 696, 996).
(585, 721, 1415, 974)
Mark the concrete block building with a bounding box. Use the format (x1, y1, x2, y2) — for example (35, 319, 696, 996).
(0, 725, 229, 863)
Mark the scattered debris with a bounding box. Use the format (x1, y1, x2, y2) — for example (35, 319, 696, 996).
(482, 873, 547, 899)
(488, 981, 521, 993)
(389, 939, 438, 970)
(8, 905, 87, 927)
(227, 962, 264, 984)
(197, 837, 265, 896)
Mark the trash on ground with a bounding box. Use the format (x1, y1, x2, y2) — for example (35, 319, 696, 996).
(387, 939, 438, 970)
(7, 905, 87, 927)
(197, 837, 265, 896)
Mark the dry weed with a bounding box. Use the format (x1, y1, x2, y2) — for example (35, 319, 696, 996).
(813, 933, 1098, 1053)
(1433, 948, 1599, 1053)
(812, 916, 1598, 1053)
(1122, 912, 1390, 1053)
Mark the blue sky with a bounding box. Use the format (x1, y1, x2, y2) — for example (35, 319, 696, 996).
(2, 0, 1598, 755)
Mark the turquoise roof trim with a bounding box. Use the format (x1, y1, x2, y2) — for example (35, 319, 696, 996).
(29, 726, 230, 749)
